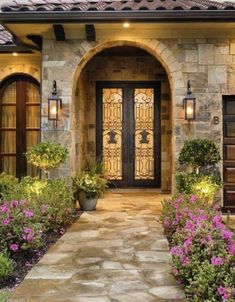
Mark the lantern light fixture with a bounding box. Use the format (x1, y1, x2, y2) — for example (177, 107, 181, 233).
(123, 22, 130, 28)
(183, 80, 196, 122)
(48, 80, 62, 127)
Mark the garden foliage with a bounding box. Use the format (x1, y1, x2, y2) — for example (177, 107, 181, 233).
(73, 172, 108, 198)
(176, 172, 222, 201)
(0, 175, 75, 276)
(179, 139, 221, 171)
(0, 173, 18, 200)
(0, 254, 13, 279)
(25, 141, 68, 177)
(177, 139, 222, 202)
(162, 195, 235, 302)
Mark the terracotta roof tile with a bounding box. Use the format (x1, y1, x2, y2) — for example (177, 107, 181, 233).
(0, 24, 14, 45)
(1, 0, 235, 12)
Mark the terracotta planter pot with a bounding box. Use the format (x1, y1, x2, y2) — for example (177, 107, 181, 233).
(77, 190, 98, 211)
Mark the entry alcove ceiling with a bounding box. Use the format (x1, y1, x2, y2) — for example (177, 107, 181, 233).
(3, 22, 235, 44)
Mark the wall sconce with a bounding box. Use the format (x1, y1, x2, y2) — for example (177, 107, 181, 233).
(183, 80, 196, 122)
(48, 80, 62, 127)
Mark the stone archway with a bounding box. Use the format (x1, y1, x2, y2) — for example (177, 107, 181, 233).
(72, 39, 184, 96)
(70, 39, 184, 191)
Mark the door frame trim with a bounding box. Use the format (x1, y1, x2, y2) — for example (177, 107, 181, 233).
(222, 95, 235, 213)
(96, 81, 161, 188)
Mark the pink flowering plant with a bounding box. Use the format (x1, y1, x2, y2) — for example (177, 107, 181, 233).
(0, 200, 45, 254)
(161, 195, 235, 302)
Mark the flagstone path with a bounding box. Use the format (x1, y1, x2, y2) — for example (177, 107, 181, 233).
(8, 192, 186, 302)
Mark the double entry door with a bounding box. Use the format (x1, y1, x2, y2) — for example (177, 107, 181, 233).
(96, 82, 161, 187)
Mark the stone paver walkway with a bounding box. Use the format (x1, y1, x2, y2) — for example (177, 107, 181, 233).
(9, 192, 186, 302)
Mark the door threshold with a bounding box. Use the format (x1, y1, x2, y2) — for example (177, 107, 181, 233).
(109, 188, 170, 194)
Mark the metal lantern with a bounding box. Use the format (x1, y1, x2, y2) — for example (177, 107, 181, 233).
(183, 80, 196, 121)
(48, 80, 62, 124)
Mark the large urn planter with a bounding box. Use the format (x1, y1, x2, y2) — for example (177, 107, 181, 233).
(77, 190, 98, 211)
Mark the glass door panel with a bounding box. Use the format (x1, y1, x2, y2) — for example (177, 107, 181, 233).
(2, 82, 16, 103)
(102, 88, 123, 180)
(134, 88, 154, 180)
(2, 156, 16, 176)
(26, 106, 40, 128)
(1, 106, 16, 128)
(26, 131, 40, 176)
(1, 76, 40, 178)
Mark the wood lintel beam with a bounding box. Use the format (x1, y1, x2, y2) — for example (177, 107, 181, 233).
(53, 24, 65, 41)
(27, 34, 43, 48)
(85, 24, 96, 42)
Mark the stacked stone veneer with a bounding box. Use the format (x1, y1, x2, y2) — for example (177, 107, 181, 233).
(41, 37, 235, 195)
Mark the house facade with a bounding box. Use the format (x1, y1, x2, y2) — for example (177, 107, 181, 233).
(0, 0, 235, 211)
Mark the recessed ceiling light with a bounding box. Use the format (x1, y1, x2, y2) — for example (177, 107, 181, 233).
(123, 22, 130, 28)
(12, 52, 18, 56)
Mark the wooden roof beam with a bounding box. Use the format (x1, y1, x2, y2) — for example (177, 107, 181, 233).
(85, 24, 96, 41)
(53, 24, 65, 41)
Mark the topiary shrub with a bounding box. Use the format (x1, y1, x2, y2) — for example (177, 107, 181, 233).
(25, 141, 68, 178)
(179, 139, 221, 173)
(177, 139, 222, 202)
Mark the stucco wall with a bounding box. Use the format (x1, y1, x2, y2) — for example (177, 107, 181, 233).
(40, 35, 235, 195)
(0, 54, 40, 82)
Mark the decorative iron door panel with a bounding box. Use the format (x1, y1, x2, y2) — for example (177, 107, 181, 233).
(223, 96, 235, 213)
(96, 82, 161, 187)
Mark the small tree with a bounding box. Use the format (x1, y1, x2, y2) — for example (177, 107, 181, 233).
(179, 139, 221, 173)
(25, 141, 68, 178)
(177, 139, 222, 203)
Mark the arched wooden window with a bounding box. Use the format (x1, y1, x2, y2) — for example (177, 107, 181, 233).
(0, 74, 40, 178)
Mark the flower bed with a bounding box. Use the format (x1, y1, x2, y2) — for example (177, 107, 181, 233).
(0, 176, 79, 294)
(161, 195, 235, 302)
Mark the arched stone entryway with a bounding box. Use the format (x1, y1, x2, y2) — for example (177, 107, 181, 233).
(70, 39, 184, 192)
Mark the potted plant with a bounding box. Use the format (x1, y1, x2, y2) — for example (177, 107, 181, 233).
(72, 173, 108, 211)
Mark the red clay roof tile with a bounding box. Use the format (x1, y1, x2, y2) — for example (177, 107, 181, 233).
(1, 0, 235, 12)
(0, 24, 14, 45)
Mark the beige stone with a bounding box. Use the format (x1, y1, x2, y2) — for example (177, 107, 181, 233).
(198, 44, 214, 64)
(230, 43, 235, 54)
(208, 65, 227, 84)
(185, 49, 198, 63)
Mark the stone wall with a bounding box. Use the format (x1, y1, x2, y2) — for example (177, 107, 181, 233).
(41, 36, 235, 198)
(78, 54, 172, 191)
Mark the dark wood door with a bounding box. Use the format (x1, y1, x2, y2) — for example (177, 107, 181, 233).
(96, 82, 161, 188)
(223, 96, 235, 213)
(0, 75, 40, 178)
